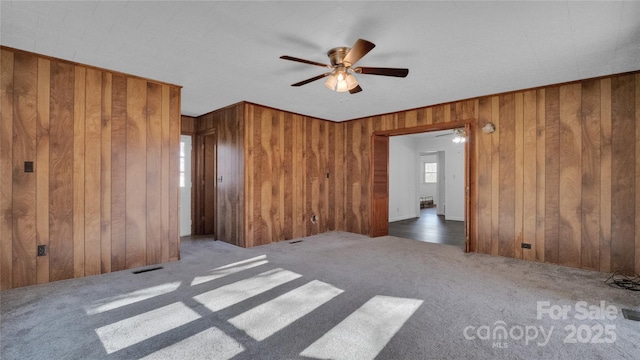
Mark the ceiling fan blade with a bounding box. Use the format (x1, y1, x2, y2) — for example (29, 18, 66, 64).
(342, 39, 375, 66)
(349, 85, 363, 94)
(291, 72, 332, 87)
(280, 55, 332, 68)
(354, 67, 409, 77)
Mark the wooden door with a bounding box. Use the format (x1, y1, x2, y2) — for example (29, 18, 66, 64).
(202, 133, 216, 235)
(464, 123, 472, 252)
(194, 132, 216, 236)
(370, 135, 389, 237)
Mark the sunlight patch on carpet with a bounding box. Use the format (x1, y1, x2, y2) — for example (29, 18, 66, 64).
(191, 255, 269, 286)
(300, 295, 423, 360)
(140, 326, 244, 360)
(95, 301, 200, 354)
(193, 268, 301, 312)
(228, 280, 343, 341)
(85, 282, 181, 315)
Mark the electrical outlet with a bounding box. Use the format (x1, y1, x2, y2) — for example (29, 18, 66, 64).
(521, 243, 532, 249)
(37, 245, 47, 256)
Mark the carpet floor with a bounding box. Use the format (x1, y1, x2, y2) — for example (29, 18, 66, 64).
(1, 232, 638, 360)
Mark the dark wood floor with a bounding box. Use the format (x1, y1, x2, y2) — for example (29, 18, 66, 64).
(388, 207, 465, 247)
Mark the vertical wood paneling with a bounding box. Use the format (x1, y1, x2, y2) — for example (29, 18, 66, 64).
(282, 113, 293, 239)
(101, 73, 112, 273)
(610, 75, 636, 273)
(146, 83, 162, 264)
(36, 58, 50, 284)
(292, 114, 305, 238)
(490, 96, 500, 256)
(476, 97, 492, 254)
(600, 78, 612, 273)
(306, 118, 319, 235)
(433, 105, 444, 124)
(522, 90, 537, 261)
(12, 52, 38, 287)
(514, 92, 524, 259)
(263, 109, 274, 241)
(125, 78, 147, 268)
(545, 87, 560, 264)
(346, 120, 362, 233)
(180, 115, 195, 135)
(251, 107, 264, 245)
(169, 86, 181, 260)
(73, 66, 85, 277)
(110, 75, 127, 271)
(2, 47, 181, 289)
(535, 89, 546, 263)
(636, 74, 640, 276)
(244, 105, 255, 245)
(161, 86, 170, 260)
(498, 94, 516, 258)
(443, 104, 451, 123)
(216, 104, 244, 247)
(6, 47, 640, 288)
(558, 83, 582, 268)
(49, 60, 75, 281)
(334, 122, 345, 230)
(0, 49, 14, 290)
(581, 80, 601, 271)
(84, 68, 102, 276)
(371, 135, 390, 237)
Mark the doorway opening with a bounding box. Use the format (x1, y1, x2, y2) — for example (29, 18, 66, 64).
(179, 135, 193, 237)
(387, 131, 466, 248)
(370, 121, 475, 252)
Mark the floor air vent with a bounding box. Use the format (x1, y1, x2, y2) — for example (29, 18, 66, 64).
(132, 266, 164, 274)
(622, 309, 640, 321)
(289, 240, 303, 244)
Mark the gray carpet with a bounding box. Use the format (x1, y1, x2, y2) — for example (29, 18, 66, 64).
(1, 232, 638, 360)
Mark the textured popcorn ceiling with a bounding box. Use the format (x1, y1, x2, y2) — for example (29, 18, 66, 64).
(2, 1, 639, 121)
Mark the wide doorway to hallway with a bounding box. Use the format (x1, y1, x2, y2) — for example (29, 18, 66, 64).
(386, 129, 467, 248)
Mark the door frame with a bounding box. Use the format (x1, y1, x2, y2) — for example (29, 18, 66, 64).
(194, 129, 217, 236)
(370, 119, 477, 252)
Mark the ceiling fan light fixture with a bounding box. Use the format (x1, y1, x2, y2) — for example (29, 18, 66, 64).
(452, 128, 467, 143)
(325, 73, 338, 90)
(281, 39, 407, 94)
(325, 69, 358, 92)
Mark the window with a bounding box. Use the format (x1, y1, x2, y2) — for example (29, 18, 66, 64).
(424, 162, 437, 183)
(179, 141, 186, 188)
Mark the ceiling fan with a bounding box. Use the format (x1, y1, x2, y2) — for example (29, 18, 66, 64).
(436, 128, 467, 143)
(280, 39, 409, 94)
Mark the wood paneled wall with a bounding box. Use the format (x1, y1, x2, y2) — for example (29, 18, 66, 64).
(186, 71, 638, 275)
(243, 103, 345, 247)
(194, 105, 245, 246)
(189, 103, 345, 248)
(343, 74, 639, 275)
(0, 48, 181, 290)
(181, 115, 196, 135)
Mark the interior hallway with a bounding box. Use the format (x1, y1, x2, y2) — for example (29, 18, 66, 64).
(388, 207, 465, 247)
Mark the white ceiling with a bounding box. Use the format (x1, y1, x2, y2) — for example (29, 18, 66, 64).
(2, 1, 639, 122)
